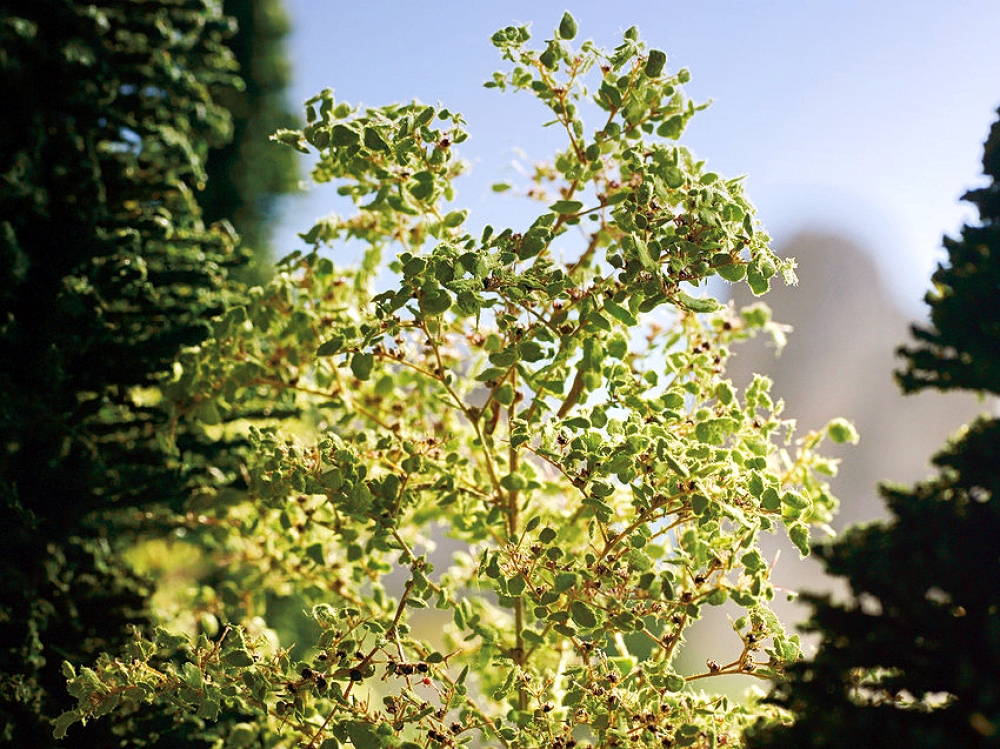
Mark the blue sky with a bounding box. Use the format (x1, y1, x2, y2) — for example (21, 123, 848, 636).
(274, 1, 1000, 315)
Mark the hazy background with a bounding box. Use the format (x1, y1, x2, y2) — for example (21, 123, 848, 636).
(269, 1, 999, 663)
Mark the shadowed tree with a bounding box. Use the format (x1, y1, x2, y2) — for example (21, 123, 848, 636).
(0, 2, 251, 744)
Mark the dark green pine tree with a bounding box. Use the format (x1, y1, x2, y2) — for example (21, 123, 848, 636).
(0, 2, 251, 745)
(745, 110, 1000, 747)
(201, 0, 300, 284)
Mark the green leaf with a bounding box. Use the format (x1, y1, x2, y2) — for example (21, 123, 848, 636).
(761, 487, 781, 512)
(511, 424, 531, 448)
(550, 199, 583, 215)
(317, 336, 346, 356)
(599, 82, 622, 109)
(756, 256, 777, 279)
(827, 417, 859, 444)
(788, 524, 810, 556)
(306, 543, 326, 565)
(742, 302, 772, 328)
(500, 472, 527, 491)
(781, 490, 811, 511)
(678, 723, 701, 741)
(746, 266, 770, 296)
(585, 311, 612, 332)
(493, 669, 516, 700)
(272, 128, 308, 153)
(495, 383, 515, 406)
(344, 720, 381, 749)
(607, 333, 628, 360)
(195, 400, 221, 426)
(716, 381, 735, 406)
(604, 299, 637, 326)
(53, 711, 78, 740)
(663, 165, 685, 188)
(182, 661, 203, 688)
(775, 634, 802, 661)
(716, 261, 747, 282)
(476, 367, 506, 383)
(645, 49, 667, 78)
(570, 601, 598, 628)
(677, 292, 721, 313)
(691, 494, 710, 515)
(331, 123, 359, 146)
(420, 288, 452, 315)
(558, 12, 578, 40)
(519, 227, 551, 259)
(374, 374, 395, 396)
(224, 649, 254, 667)
(656, 116, 685, 140)
(590, 480, 614, 497)
(490, 349, 517, 367)
(518, 340, 545, 362)
(741, 550, 765, 572)
(706, 588, 728, 606)
(228, 723, 258, 748)
(363, 127, 389, 152)
(540, 46, 558, 70)
(410, 171, 435, 200)
(351, 352, 374, 381)
(664, 673, 686, 692)
(663, 452, 688, 477)
(555, 571, 578, 592)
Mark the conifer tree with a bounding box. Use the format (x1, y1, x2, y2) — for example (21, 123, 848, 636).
(0, 2, 249, 744)
(745, 109, 1000, 748)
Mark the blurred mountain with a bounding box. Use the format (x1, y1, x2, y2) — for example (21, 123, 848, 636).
(729, 230, 984, 529)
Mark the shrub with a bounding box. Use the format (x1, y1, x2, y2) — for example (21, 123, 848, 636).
(57, 15, 853, 748)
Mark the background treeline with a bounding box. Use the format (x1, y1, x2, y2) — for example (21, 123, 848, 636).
(0, 1, 295, 745)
